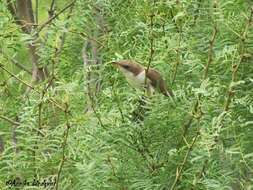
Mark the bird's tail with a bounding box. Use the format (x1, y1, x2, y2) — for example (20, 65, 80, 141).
(160, 79, 174, 97)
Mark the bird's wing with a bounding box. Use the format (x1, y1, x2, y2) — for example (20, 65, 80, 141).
(147, 69, 174, 97)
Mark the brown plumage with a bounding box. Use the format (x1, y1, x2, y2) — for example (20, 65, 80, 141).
(112, 60, 174, 97)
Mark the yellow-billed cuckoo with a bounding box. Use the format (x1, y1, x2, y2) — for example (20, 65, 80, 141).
(112, 60, 174, 97)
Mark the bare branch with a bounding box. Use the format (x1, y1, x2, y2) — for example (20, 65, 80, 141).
(12, 59, 32, 74)
(0, 115, 20, 126)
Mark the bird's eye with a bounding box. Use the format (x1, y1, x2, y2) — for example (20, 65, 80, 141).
(122, 65, 130, 69)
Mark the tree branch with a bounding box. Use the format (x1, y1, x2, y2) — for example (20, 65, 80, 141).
(0, 115, 20, 126)
(55, 103, 71, 190)
(170, 129, 200, 190)
(179, 2, 218, 145)
(35, 0, 77, 35)
(191, 6, 253, 187)
(0, 63, 65, 111)
(144, 0, 155, 89)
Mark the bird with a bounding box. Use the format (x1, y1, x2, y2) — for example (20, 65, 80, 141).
(111, 60, 174, 97)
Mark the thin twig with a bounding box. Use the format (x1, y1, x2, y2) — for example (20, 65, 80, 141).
(192, 0, 203, 26)
(35, 0, 77, 36)
(0, 135, 4, 153)
(172, 4, 219, 188)
(111, 84, 125, 122)
(192, 6, 253, 187)
(203, 24, 218, 79)
(1, 46, 32, 74)
(144, 0, 155, 88)
(76, 31, 105, 48)
(171, 1, 183, 85)
(0, 115, 20, 126)
(49, 0, 56, 17)
(32, 91, 45, 173)
(171, 44, 182, 85)
(50, 4, 75, 85)
(170, 7, 180, 33)
(0, 64, 65, 111)
(170, 129, 200, 190)
(55, 103, 71, 190)
(179, 6, 218, 144)
(82, 43, 105, 129)
(82, 7, 105, 127)
(35, 0, 39, 25)
(11, 58, 32, 75)
(87, 89, 106, 129)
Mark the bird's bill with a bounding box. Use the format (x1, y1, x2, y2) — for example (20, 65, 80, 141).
(105, 61, 117, 65)
(110, 61, 120, 68)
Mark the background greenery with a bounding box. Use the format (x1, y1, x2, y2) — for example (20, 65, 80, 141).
(0, 0, 253, 189)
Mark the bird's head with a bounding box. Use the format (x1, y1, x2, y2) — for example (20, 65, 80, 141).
(111, 60, 143, 76)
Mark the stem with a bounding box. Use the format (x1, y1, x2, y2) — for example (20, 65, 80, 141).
(55, 104, 71, 190)
(145, 0, 155, 93)
(35, 0, 38, 25)
(203, 24, 218, 79)
(35, 0, 76, 35)
(0, 64, 65, 111)
(192, 6, 253, 187)
(0, 115, 20, 126)
(179, 2, 218, 143)
(170, 128, 200, 190)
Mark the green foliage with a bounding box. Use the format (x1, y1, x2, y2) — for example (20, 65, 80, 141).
(0, 0, 253, 189)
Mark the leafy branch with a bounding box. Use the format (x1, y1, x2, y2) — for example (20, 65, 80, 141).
(55, 103, 71, 190)
(0, 63, 65, 111)
(192, 5, 253, 187)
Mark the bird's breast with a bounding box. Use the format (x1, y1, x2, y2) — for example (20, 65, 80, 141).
(124, 71, 145, 88)
(124, 71, 155, 94)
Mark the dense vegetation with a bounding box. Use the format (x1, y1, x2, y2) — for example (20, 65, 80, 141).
(0, 0, 253, 189)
